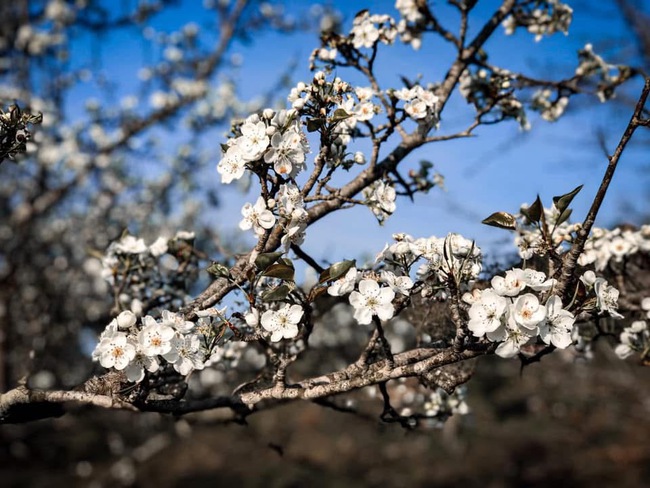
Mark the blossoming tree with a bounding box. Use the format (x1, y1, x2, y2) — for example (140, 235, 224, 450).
(1, 0, 649, 430)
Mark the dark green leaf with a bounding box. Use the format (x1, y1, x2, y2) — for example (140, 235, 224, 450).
(331, 109, 351, 122)
(262, 284, 292, 302)
(254, 251, 283, 271)
(556, 207, 572, 226)
(553, 184, 583, 213)
(263, 263, 295, 281)
(206, 262, 230, 278)
(521, 195, 543, 223)
(318, 259, 356, 284)
(354, 9, 369, 20)
(481, 211, 517, 230)
(307, 118, 325, 132)
(442, 236, 451, 262)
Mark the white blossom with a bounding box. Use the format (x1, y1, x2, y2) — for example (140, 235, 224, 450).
(149, 237, 168, 257)
(93, 330, 136, 370)
(467, 289, 508, 337)
(245, 307, 260, 327)
(351, 14, 380, 49)
(261, 304, 303, 342)
(239, 120, 269, 161)
(395, 0, 423, 22)
(594, 278, 623, 319)
(138, 316, 175, 356)
(491, 268, 527, 296)
(512, 293, 547, 331)
(327, 267, 359, 297)
(160, 310, 194, 333)
(239, 197, 276, 236)
(495, 320, 536, 358)
(164, 334, 205, 375)
(115, 235, 148, 254)
(614, 321, 648, 360)
(124, 353, 160, 383)
(523, 269, 555, 291)
(380, 270, 414, 296)
(539, 295, 574, 348)
(115, 310, 137, 330)
(217, 143, 247, 184)
(264, 130, 306, 176)
(349, 279, 395, 325)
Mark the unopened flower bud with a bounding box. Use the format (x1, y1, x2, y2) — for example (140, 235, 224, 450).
(292, 98, 306, 110)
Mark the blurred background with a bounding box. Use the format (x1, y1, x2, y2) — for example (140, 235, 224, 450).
(0, 0, 649, 486)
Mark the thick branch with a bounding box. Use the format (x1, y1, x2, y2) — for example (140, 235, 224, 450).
(0, 344, 491, 423)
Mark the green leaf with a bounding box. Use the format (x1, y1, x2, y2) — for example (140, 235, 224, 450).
(318, 259, 356, 284)
(556, 207, 573, 226)
(263, 263, 295, 281)
(481, 211, 517, 230)
(354, 9, 369, 20)
(261, 284, 292, 302)
(331, 109, 351, 122)
(307, 118, 325, 132)
(521, 195, 543, 223)
(553, 184, 583, 214)
(442, 235, 451, 262)
(254, 252, 283, 271)
(206, 262, 230, 278)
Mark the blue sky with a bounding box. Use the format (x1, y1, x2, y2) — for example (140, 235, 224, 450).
(67, 1, 649, 267)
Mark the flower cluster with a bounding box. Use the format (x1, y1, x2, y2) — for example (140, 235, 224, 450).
(502, 0, 573, 41)
(514, 203, 580, 259)
(376, 232, 482, 292)
(276, 182, 308, 250)
(575, 43, 632, 102)
(349, 11, 397, 50)
(326, 266, 413, 326)
(465, 267, 575, 358)
(288, 72, 380, 163)
(514, 200, 650, 272)
(393, 0, 426, 50)
(459, 68, 529, 130)
(99, 231, 197, 315)
(615, 320, 649, 362)
(363, 180, 397, 223)
(530, 89, 569, 122)
(0, 104, 42, 163)
(395, 0, 423, 23)
(239, 196, 276, 237)
(578, 225, 650, 271)
(579, 271, 625, 319)
(392, 84, 439, 125)
(217, 108, 309, 182)
(244, 302, 304, 343)
(92, 309, 215, 382)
